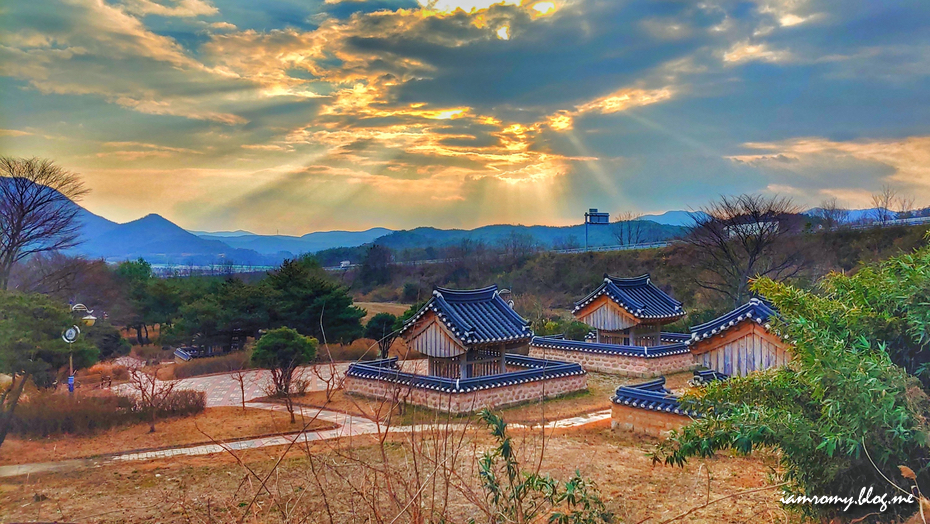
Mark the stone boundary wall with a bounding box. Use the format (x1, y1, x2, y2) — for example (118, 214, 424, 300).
(528, 346, 695, 377)
(611, 403, 692, 437)
(344, 374, 587, 414)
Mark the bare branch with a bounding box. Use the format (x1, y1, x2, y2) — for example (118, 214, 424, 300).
(0, 157, 88, 290)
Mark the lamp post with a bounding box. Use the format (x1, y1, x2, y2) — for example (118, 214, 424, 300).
(63, 303, 97, 394)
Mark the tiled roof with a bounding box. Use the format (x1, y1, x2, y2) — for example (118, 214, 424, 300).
(613, 371, 731, 417)
(692, 369, 729, 384)
(346, 355, 585, 394)
(530, 336, 690, 358)
(611, 377, 695, 416)
(688, 298, 778, 343)
(400, 285, 532, 346)
(660, 332, 692, 343)
(573, 274, 685, 321)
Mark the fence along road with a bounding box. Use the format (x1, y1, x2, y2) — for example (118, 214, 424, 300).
(322, 241, 674, 271)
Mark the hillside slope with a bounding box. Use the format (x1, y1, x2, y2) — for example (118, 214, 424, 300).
(74, 214, 275, 265)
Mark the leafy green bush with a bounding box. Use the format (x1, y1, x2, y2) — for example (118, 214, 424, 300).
(653, 245, 930, 520)
(534, 318, 591, 341)
(474, 409, 612, 524)
(252, 327, 317, 422)
(84, 321, 131, 359)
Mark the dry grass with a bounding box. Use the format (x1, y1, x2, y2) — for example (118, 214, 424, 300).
(0, 407, 335, 466)
(0, 424, 795, 523)
(355, 301, 411, 323)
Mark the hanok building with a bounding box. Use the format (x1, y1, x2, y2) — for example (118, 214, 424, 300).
(400, 286, 533, 378)
(688, 298, 791, 377)
(529, 274, 695, 376)
(573, 274, 685, 345)
(344, 285, 587, 413)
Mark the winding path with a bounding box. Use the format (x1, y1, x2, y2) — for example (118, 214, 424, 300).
(0, 363, 609, 479)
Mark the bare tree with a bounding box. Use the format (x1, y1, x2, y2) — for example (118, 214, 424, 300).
(127, 366, 177, 432)
(613, 211, 646, 246)
(684, 194, 805, 306)
(813, 198, 850, 230)
(0, 157, 88, 290)
(231, 368, 253, 411)
(551, 235, 580, 250)
(897, 194, 916, 219)
(871, 185, 898, 226)
(497, 231, 538, 264)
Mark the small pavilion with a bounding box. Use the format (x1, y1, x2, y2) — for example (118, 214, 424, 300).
(572, 274, 686, 346)
(529, 274, 693, 376)
(398, 285, 532, 378)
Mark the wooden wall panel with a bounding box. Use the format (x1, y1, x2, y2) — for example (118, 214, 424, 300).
(577, 296, 638, 331)
(407, 315, 466, 358)
(697, 327, 790, 377)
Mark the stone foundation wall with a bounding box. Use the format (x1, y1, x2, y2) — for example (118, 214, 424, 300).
(528, 346, 696, 377)
(344, 374, 587, 414)
(611, 403, 692, 437)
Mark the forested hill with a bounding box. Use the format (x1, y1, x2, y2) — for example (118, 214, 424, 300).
(372, 221, 684, 251)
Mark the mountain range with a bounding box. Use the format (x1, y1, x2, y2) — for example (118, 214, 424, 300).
(64, 200, 898, 266)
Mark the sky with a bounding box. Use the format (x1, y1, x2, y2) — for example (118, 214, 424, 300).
(1, 0, 929, 235)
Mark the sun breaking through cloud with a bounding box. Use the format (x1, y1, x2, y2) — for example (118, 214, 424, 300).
(1, 0, 929, 233)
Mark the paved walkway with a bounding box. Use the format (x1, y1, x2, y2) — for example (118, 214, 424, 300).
(115, 361, 426, 408)
(113, 363, 352, 407)
(1, 363, 603, 479)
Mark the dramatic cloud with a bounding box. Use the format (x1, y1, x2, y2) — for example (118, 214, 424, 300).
(1, 0, 929, 233)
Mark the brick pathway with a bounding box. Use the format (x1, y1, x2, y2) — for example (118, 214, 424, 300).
(0, 362, 605, 479)
(114, 363, 351, 407)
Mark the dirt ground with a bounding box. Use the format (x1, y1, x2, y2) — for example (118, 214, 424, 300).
(0, 407, 336, 466)
(0, 423, 796, 523)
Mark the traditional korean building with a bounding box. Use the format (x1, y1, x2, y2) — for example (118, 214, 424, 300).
(572, 274, 686, 346)
(398, 286, 532, 378)
(529, 274, 694, 376)
(688, 298, 790, 377)
(344, 285, 587, 413)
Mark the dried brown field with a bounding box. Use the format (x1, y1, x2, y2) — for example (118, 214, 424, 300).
(0, 423, 793, 523)
(0, 407, 336, 466)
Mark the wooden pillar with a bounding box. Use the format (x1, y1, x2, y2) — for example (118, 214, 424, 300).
(499, 344, 506, 373)
(460, 353, 469, 379)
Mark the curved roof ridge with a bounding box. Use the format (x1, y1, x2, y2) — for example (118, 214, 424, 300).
(605, 273, 651, 286)
(688, 298, 778, 341)
(434, 284, 498, 302)
(401, 283, 531, 346)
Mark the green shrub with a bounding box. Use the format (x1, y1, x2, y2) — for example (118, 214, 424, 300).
(653, 245, 930, 521)
(474, 409, 612, 524)
(84, 321, 132, 359)
(533, 318, 591, 341)
(173, 350, 251, 379)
